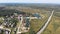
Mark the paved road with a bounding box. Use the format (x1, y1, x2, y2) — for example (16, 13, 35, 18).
(17, 16, 23, 34)
(37, 10, 54, 34)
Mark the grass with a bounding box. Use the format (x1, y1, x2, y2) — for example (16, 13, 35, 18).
(30, 18, 47, 33)
(42, 11, 60, 34)
(52, 22, 60, 31)
(19, 7, 51, 34)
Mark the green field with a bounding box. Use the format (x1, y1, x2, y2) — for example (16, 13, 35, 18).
(20, 7, 51, 34)
(42, 11, 60, 34)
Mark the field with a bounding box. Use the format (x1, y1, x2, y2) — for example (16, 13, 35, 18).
(0, 6, 52, 34)
(0, 3, 60, 34)
(4, 7, 60, 34)
(15, 7, 51, 34)
(42, 11, 60, 34)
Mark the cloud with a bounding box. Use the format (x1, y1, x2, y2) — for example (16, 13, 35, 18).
(0, 0, 40, 3)
(0, 0, 60, 4)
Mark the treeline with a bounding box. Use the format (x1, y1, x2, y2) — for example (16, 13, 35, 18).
(0, 9, 26, 16)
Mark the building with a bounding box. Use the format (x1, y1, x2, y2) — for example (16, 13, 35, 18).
(33, 13, 41, 19)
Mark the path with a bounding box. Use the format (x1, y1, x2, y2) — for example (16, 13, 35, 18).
(37, 10, 54, 34)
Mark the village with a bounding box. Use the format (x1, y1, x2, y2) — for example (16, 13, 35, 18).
(0, 12, 41, 34)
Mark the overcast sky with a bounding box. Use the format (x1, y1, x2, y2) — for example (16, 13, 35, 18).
(0, 0, 60, 4)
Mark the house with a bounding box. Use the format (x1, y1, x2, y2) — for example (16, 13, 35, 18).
(33, 13, 41, 19)
(25, 18, 30, 27)
(4, 30, 10, 34)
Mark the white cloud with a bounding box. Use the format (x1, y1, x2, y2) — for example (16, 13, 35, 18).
(0, 0, 40, 3)
(0, 0, 60, 4)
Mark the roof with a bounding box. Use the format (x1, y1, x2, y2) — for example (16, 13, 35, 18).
(33, 13, 41, 18)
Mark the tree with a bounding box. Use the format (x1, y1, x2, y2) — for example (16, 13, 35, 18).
(0, 17, 4, 24)
(10, 18, 18, 27)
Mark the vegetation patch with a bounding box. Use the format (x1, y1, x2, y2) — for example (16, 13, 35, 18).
(42, 11, 60, 34)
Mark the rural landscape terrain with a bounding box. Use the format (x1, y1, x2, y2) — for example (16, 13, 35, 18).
(0, 3, 60, 34)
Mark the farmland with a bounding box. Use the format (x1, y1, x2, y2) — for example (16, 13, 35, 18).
(42, 11, 60, 34)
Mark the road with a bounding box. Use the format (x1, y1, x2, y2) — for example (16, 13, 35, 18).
(37, 10, 54, 34)
(17, 16, 23, 34)
(16, 15, 41, 34)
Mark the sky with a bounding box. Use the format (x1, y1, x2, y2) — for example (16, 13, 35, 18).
(0, 0, 60, 4)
